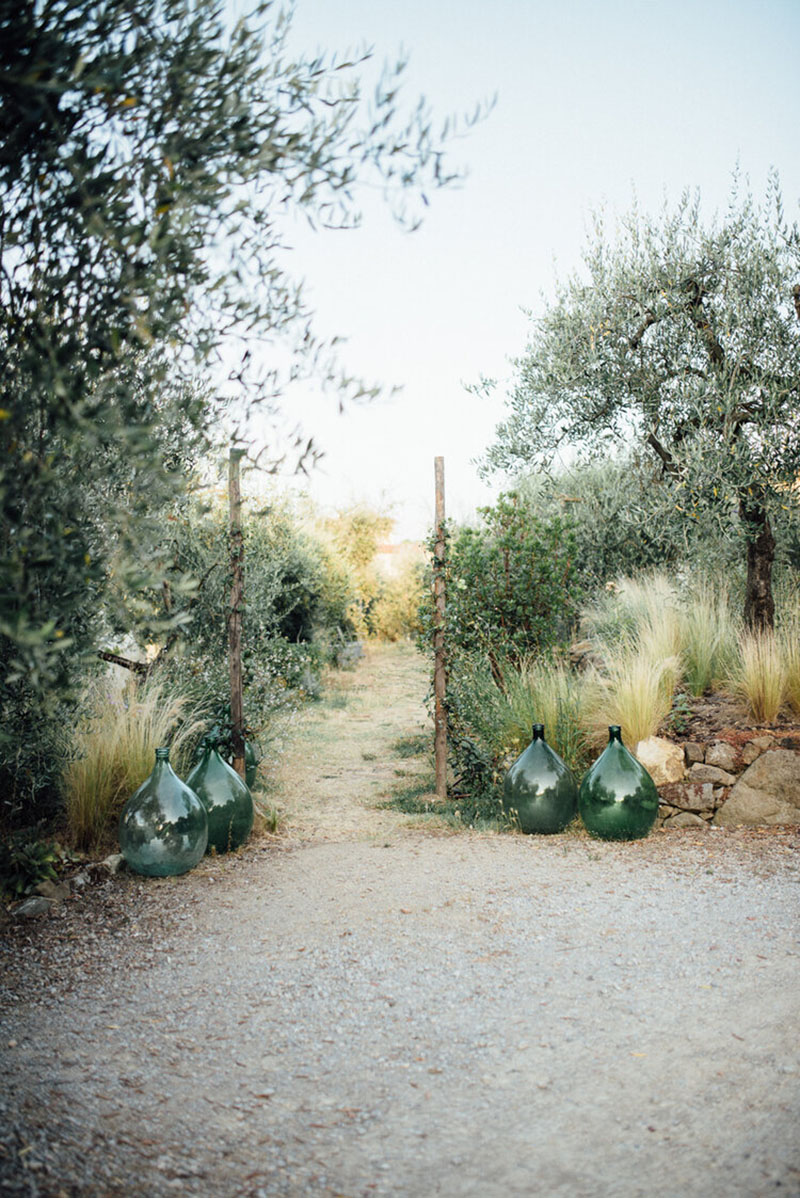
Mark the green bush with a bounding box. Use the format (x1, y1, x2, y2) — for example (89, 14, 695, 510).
(444, 652, 591, 811)
(516, 460, 686, 588)
(135, 497, 357, 747)
(0, 828, 62, 900)
(420, 492, 583, 675)
(416, 491, 584, 818)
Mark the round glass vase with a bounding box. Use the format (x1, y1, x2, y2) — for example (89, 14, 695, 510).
(119, 747, 208, 877)
(502, 724, 578, 834)
(578, 726, 659, 840)
(186, 741, 254, 854)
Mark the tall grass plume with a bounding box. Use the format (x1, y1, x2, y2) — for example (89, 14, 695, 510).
(583, 641, 679, 748)
(63, 673, 206, 850)
(730, 630, 786, 724)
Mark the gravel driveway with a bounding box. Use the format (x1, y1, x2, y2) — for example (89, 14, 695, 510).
(1, 645, 799, 1196)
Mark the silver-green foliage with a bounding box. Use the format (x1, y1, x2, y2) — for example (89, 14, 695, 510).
(0, 0, 474, 816)
(485, 175, 800, 628)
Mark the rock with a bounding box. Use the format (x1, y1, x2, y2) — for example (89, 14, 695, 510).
(658, 780, 716, 813)
(634, 737, 685, 785)
(683, 742, 705, 765)
(34, 879, 70, 902)
(705, 742, 737, 772)
(101, 853, 125, 874)
(688, 763, 738, 787)
(71, 871, 90, 889)
(14, 896, 53, 918)
(664, 811, 706, 828)
(741, 742, 763, 766)
(750, 735, 775, 750)
(715, 749, 800, 827)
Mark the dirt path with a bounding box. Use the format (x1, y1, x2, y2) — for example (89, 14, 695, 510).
(1, 643, 799, 1197)
(270, 642, 435, 843)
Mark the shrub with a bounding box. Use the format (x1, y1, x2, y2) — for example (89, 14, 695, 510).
(516, 459, 689, 588)
(444, 652, 590, 815)
(0, 828, 62, 900)
(421, 492, 583, 677)
(369, 570, 424, 641)
(63, 674, 206, 850)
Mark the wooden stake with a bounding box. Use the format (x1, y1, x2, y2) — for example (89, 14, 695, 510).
(433, 456, 447, 800)
(228, 448, 246, 779)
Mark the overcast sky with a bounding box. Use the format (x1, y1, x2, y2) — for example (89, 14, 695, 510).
(249, 0, 800, 539)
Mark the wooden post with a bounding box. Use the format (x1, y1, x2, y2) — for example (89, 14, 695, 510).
(228, 448, 246, 779)
(433, 456, 447, 799)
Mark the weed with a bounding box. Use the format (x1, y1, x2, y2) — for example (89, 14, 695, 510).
(392, 734, 430, 759)
(382, 773, 506, 832)
(253, 797, 282, 835)
(0, 828, 62, 899)
(668, 691, 694, 736)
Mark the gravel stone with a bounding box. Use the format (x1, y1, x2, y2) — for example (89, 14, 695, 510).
(1, 645, 798, 1197)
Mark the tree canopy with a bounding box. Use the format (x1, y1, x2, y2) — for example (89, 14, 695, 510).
(484, 176, 800, 627)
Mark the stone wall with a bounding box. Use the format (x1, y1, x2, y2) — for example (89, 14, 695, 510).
(635, 734, 800, 829)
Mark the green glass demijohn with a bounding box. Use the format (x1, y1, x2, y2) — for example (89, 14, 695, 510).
(119, 747, 208, 877)
(578, 725, 659, 840)
(186, 740, 254, 854)
(502, 724, 578, 834)
(243, 740, 258, 790)
(194, 726, 259, 789)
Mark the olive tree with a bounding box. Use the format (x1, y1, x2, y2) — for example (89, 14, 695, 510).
(0, 0, 475, 815)
(484, 177, 800, 628)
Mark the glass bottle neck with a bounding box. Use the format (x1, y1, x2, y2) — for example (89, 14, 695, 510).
(608, 726, 622, 743)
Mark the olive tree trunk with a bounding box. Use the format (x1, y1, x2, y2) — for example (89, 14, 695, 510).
(739, 496, 775, 631)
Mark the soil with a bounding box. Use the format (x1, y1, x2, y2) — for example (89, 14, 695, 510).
(663, 689, 800, 750)
(1, 643, 799, 1197)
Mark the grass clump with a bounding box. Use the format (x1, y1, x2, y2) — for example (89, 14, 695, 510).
(499, 657, 591, 775)
(392, 733, 430, 759)
(776, 584, 800, 717)
(730, 630, 787, 724)
(581, 573, 677, 647)
(382, 773, 505, 831)
(678, 578, 740, 696)
(63, 673, 206, 850)
(583, 643, 679, 748)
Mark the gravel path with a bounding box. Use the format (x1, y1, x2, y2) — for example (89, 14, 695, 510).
(1, 644, 799, 1197)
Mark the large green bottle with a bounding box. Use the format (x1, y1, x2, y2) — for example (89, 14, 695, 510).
(503, 724, 578, 834)
(186, 741, 254, 854)
(119, 747, 208, 876)
(243, 740, 259, 790)
(578, 726, 659, 840)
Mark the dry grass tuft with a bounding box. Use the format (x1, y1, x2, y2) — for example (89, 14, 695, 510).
(63, 674, 206, 850)
(730, 630, 787, 724)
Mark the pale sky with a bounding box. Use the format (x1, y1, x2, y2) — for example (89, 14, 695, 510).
(249, 0, 800, 540)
